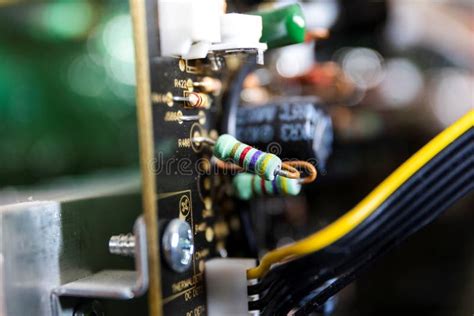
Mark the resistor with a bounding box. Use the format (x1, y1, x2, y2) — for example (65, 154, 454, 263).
(173, 92, 211, 108)
(233, 173, 301, 200)
(213, 134, 282, 181)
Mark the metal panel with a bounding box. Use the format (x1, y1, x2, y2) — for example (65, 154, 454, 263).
(0, 173, 142, 316)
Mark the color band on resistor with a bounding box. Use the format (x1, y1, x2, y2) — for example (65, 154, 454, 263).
(233, 173, 302, 200)
(172, 92, 211, 108)
(214, 134, 282, 181)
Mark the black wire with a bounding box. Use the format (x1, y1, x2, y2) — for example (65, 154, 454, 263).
(260, 128, 472, 287)
(290, 155, 473, 315)
(249, 128, 471, 303)
(269, 176, 472, 315)
(264, 133, 467, 314)
(249, 129, 468, 297)
(276, 137, 473, 314)
(220, 57, 258, 258)
(249, 128, 473, 314)
(296, 175, 473, 315)
(221, 57, 256, 134)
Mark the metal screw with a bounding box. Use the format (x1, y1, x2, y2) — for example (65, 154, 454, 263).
(108, 233, 135, 257)
(108, 219, 194, 273)
(162, 219, 194, 273)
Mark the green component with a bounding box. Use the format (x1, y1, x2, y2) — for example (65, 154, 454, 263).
(233, 173, 302, 200)
(251, 4, 306, 49)
(233, 173, 255, 200)
(214, 134, 282, 181)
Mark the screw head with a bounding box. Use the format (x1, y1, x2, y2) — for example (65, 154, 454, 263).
(162, 219, 194, 273)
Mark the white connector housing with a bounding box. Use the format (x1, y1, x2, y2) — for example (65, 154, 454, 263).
(212, 14, 267, 52)
(158, 0, 267, 61)
(158, 0, 221, 59)
(205, 258, 256, 316)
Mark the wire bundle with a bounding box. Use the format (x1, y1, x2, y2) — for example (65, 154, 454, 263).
(247, 111, 474, 315)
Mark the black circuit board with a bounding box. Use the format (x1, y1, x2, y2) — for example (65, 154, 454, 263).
(150, 57, 223, 315)
(143, 2, 232, 314)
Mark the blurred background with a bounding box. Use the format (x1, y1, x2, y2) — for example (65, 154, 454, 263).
(1, 0, 472, 188)
(0, 0, 138, 187)
(0, 0, 472, 315)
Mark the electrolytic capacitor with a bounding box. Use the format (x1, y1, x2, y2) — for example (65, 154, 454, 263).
(235, 100, 333, 170)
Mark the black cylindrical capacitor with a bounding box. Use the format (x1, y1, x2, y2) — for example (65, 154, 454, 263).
(235, 100, 333, 170)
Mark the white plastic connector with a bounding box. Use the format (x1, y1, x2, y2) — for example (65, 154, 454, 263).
(214, 13, 264, 49)
(158, 0, 221, 59)
(205, 258, 256, 316)
(158, 0, 267, 62)
(212, 13, 267, 63)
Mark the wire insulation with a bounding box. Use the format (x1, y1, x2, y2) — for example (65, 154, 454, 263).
(249, 130, 471, 311)
(297, 177, 473, 315)
(247, 110, 474, 279)
(249, 127, 473, 314)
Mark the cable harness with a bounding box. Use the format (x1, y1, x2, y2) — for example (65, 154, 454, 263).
(247, 111, 474, 315)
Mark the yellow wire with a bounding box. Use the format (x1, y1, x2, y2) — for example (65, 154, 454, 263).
(247, 110, 474, 279)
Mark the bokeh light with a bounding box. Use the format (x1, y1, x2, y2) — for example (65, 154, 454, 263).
(378, 58, 424, 108)
(38, 2, 94, 40)
(429, 68, 473, 127)
(338, 47, 385, 91)
(67, 55, 107, 97)
(276, 42, 315, 78)
(0, 2, 138, 186)
(102, 14, 136, 86)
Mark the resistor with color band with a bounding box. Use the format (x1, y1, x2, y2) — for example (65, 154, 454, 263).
(214, 134, 281, 181)
(233, 173, 301, 200)
(172, 92, 211, 108)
